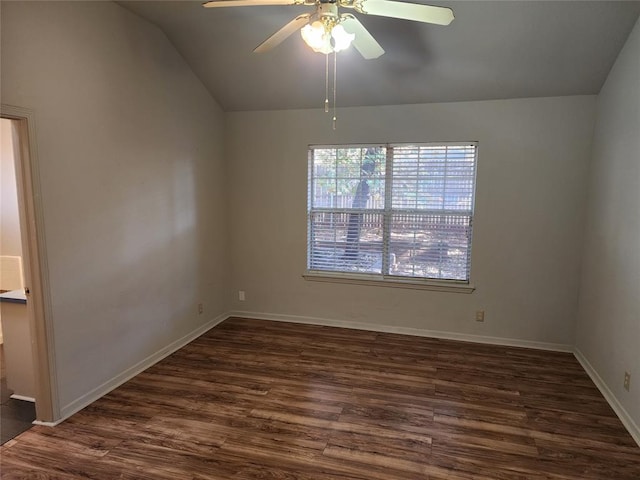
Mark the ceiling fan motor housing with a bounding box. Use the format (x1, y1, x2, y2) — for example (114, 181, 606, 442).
(318, 2, 339, 19)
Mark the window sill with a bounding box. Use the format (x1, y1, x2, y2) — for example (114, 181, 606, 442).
(302, 271, 475, 294)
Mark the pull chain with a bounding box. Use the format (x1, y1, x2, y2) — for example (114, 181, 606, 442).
(332, 50, 337, 130)
(324, 53, 329, 113)
(322, 50, 338, 130)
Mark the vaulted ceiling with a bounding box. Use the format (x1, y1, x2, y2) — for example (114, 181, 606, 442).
(119, 0, 640, 111)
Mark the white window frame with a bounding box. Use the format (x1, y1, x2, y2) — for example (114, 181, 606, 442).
(304, 142, 478, 293)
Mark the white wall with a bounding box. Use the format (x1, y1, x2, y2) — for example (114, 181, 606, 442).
(576, 19, 640, 433)
(1, 1, 228, 414)
(226, 96, 595, 347)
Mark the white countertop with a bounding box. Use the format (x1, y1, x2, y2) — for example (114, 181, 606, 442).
(0, 289, 27, 304)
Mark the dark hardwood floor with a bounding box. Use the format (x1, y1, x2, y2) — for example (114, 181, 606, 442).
(1, 317, 639, 479)
(0, 344, 36, 445)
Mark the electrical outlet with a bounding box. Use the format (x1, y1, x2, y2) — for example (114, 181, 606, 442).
(475, 310, 485, 322)
(198, 303, 204, 315)
(239, 290, 246, 301)
(624, 372, 631, 392)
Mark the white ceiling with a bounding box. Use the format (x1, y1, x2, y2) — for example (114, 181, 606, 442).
(119, 0, 640, 111)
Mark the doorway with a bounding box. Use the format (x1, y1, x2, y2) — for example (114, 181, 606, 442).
(1, 117, 36, 443)
(1, 106, 58, 434)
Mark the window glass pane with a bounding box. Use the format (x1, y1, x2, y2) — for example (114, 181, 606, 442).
(442, 145, 476, 211)
(388, 214, 472, 281)
(335, 179, 361, 208)
(367, 178, 385, 210)
(336, 148, 363, 178)
(392, 177, 419, 209)
(311, 147, 386, 210)
(392, 145, 475, 212)
(311, 149, 337, 208)
(309, 211, 383, 274)
(313, 149, 337, 177)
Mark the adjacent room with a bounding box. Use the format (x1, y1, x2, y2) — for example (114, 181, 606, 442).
(0, 0, 639, 478)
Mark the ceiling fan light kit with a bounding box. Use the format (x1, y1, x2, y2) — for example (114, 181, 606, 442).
(301, 22, 354, 53)
(202, 0, 454, 126)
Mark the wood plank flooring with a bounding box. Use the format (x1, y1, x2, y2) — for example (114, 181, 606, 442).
(1, 317, 639, 479)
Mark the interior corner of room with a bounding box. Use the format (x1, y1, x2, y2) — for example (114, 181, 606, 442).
(0, 0, 638, 461)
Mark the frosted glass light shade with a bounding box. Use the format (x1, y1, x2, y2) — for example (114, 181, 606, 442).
(301, 20, 354, 54)
(331, 24, 355, 52)
(301, 21, 332, 54)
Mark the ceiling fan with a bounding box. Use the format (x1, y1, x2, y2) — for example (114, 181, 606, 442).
(202, 0, 455, 59)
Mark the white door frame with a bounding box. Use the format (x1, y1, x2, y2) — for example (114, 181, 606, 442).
(2, 104, 60, 423)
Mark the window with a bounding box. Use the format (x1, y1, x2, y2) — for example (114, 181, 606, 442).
(307, 143, 478, 286)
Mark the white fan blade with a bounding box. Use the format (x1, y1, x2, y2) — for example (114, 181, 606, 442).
(254, 14, 311, 53)
(355, 0, 454, 25)
(341, 15, 385, 59)
(203, 0, 301, 8)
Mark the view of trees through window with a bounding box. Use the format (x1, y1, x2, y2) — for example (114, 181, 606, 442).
(307, 143, 478, 281)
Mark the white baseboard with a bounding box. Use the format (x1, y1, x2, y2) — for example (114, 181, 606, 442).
(229, 310, 574, 352)
(58, 313, 229, 423)
(574, 348, 640, 447)
(33, 419, 63, 427)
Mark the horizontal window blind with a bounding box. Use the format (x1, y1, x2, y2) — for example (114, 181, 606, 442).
(308, 143, 478, 282)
